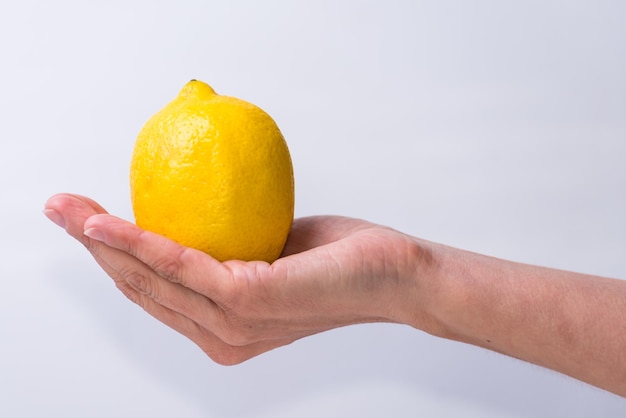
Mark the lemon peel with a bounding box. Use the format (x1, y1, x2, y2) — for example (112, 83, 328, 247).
(130, 80, 294, 262)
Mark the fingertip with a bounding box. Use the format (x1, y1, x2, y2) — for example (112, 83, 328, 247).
(83, 213, 113, 228)
(44, 193, 71, 211)
(44, 193, 94, 237)
(83, 214, 148, 249)
(44, 193, 108, 215)
(43, 208, 66, 228)
(83, 226, 105, 242)
(83, 213, 130, 237)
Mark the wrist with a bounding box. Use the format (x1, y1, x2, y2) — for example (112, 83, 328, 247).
(386, 235, 454, 338)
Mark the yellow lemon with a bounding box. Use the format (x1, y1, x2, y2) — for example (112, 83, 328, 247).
(130, 80, 294, 262)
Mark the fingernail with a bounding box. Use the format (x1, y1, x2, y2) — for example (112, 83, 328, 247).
(43, 208, 66, 228)
(84, 227, 105, 242)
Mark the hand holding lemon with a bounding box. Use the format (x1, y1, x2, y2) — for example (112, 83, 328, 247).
(43, 81, 626, 397)
(44, 196, 415, 364)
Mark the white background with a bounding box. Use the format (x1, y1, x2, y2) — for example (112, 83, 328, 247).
(1, 1, 625, 417)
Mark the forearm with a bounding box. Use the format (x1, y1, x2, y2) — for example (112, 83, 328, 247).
(405, 239, 626, 397)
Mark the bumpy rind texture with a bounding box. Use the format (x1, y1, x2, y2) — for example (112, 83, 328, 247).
(130, 81, 294, 262)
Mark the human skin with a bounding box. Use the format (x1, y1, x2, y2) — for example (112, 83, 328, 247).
(44, 193, 626, 397)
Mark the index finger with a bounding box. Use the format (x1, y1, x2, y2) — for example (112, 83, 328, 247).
(83, 213, 233, 297)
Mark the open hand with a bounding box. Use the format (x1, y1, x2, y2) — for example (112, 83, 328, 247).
(44, 194, 428, 364)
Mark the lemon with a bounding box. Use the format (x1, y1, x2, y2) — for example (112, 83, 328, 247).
(130, 80, 294, 262)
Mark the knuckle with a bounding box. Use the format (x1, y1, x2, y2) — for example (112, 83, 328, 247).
(222, 320, 260, 347)
(83, 235, 103, 255)
(120, 267, 157, 298)
(150, 248, 189, 284)
(219, 279, 254, 313)
(201, 344, 246, 366)
(220, 329, 253, 347)
(115, 281, 142, 305)
(153, 259, 180, 283)
(209, 310, 256, 347)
